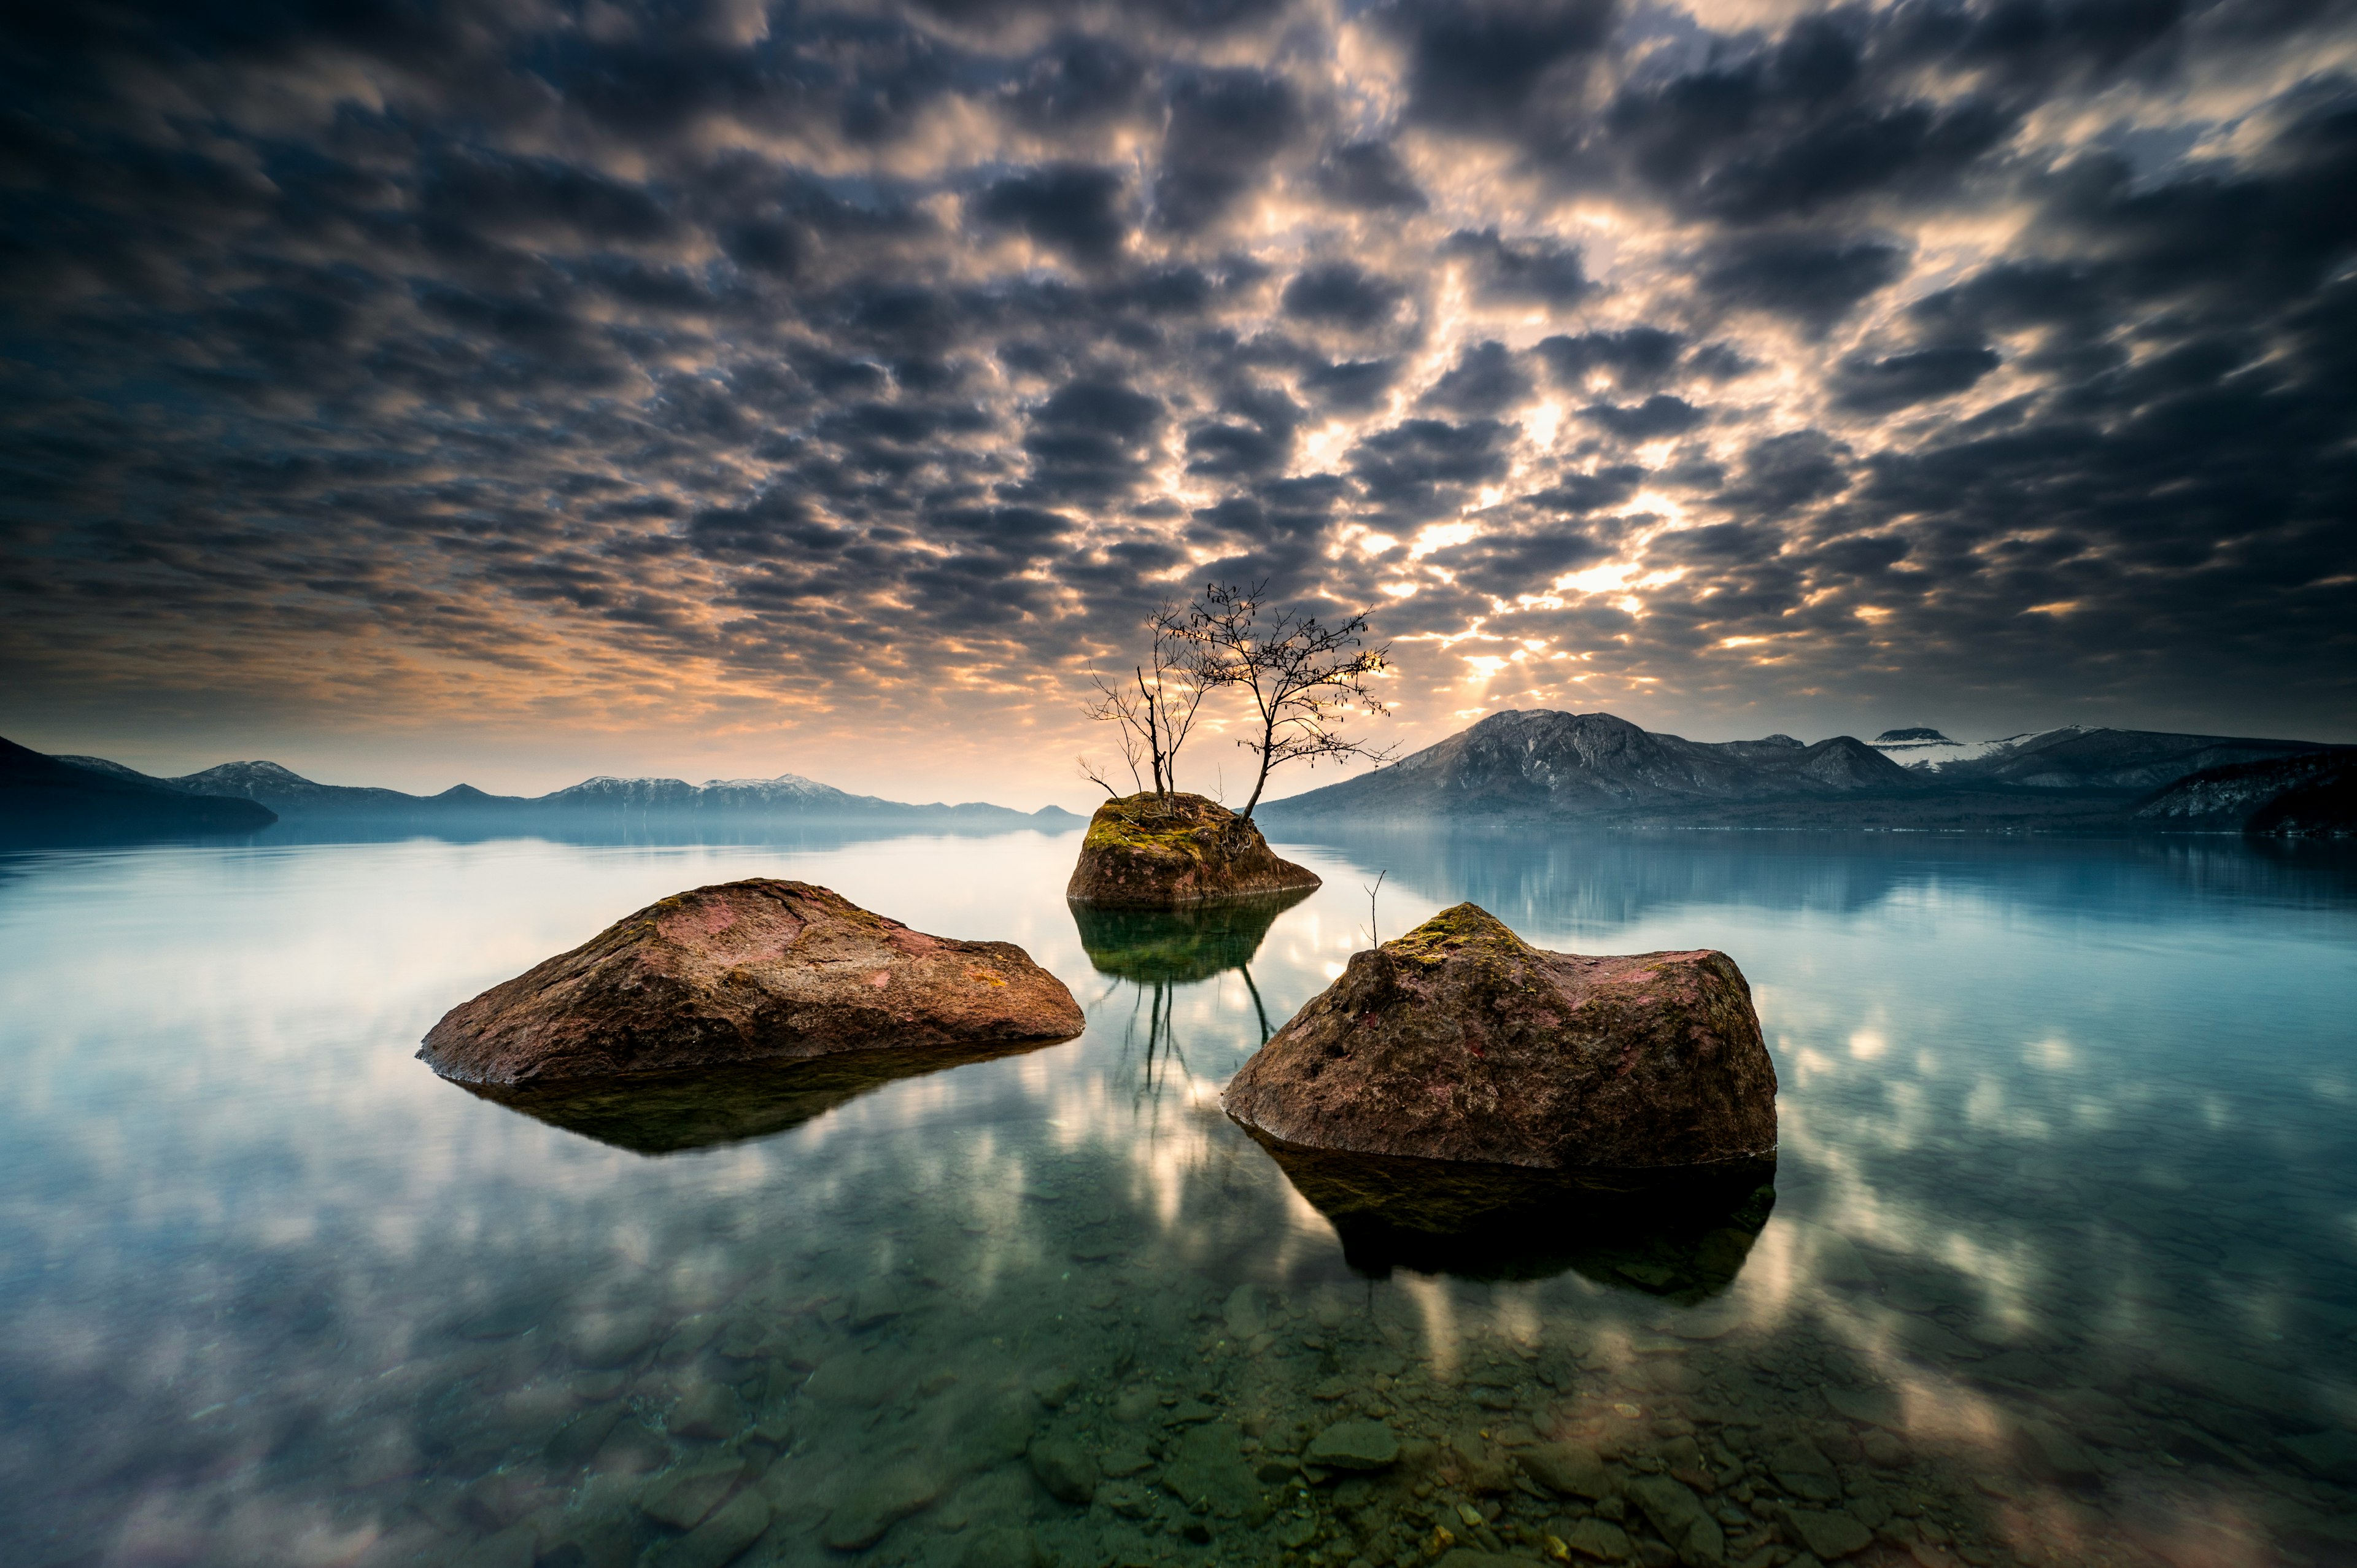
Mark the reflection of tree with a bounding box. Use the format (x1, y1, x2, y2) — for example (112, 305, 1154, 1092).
(1075, 890, 1309, 1114)
(1123, 977, 1190, 1113)
(1070, 887, 1310, 985)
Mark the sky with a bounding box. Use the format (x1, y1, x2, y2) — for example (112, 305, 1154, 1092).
(1, 0, 2352, 808)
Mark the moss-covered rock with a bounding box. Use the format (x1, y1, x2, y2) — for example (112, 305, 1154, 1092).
(1222, 902, 1776, 1169)
(1064, 792, 1320, 907)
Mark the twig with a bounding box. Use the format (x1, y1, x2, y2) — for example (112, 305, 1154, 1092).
(1363, 870, 1387, 948)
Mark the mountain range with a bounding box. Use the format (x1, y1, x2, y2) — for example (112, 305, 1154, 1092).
(4, 740, 1080, 843)
(1, 735, 278, 840)
(1258, 711, 2350, 834)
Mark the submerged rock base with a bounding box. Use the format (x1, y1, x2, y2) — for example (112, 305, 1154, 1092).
(1223, 903, 1776, 1168)
(1247, 1128, 1776, 1286)
(1065, 792, 1320, 907)
(419, 878, 1083, 1084)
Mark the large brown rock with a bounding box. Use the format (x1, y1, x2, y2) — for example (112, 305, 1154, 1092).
(1221, 903, 1775, 1168)
(1066, 792, 1321, 906)
(419, 878, 1083, 1084)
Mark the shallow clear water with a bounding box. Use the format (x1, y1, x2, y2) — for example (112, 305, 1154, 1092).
(3, 828, 2355, 1568)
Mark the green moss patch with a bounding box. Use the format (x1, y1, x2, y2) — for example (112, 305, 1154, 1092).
(1385, 902, 1534, 966)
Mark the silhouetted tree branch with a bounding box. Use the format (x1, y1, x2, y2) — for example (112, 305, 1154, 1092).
(1174, 581, 1393, 818)
(1080, 600, 1207, 801)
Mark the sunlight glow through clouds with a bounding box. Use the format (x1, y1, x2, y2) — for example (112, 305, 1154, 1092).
(5, 0, 2351, 794)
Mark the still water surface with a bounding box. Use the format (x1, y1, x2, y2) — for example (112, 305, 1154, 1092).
(2, 828, 2354, 1568)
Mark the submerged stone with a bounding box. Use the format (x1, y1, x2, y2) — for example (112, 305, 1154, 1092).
(668, 1381, 746, 1441)
(1158, 1421, 1266, 1519)
(1306, 1417, 1399, 1470)
(1028, 1434, 1101, 1504)
(1249, 1136, 1776, 1286)
(1522, 1441, 1616, 1500)
(960, 1526, 1045, 1568)
(1558, 1517, 1634, 1561)
(1786, 1508, 1874, 1559)
(1624, 1473, 1724, 1567)
(419, 878, 1083, 1084)
(824, 1462, 944, 1549)
(1222, 904, 1776, 1168)
(658, 1488, 772, 1568)
(638, 1455, 746, 1531)
(1065, 792, 1321, 907)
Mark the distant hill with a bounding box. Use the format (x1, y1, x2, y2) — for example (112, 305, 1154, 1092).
(1258, 711, 1919, 824)
(1902, 726, 2326, 789)
(2134, 751, 2357, 835)
(2, 736, 276, 841)
(1260, 710, 2345, 830)
(37, 749, 1083, 829)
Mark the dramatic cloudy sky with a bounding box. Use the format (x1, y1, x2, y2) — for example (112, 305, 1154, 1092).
(2, 0, 2352, 803)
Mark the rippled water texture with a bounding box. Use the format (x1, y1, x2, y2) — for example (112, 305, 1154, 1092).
(3, 828, 2355, 1568)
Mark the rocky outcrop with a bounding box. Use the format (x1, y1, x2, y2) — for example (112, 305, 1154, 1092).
(1065, 792, 1320, 906)
(1223, 903, 1775, 1169)
(419, 878, 1083, 1084)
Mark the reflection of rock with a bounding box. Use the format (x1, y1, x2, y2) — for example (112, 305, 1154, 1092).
(420, 879, 1082, 1084)
(1222, 903, 1776, 1168)
(1066, 792, 1320, 907)
(455, 1038, 1060, 1154)
(1071, 887, 1310, 983)
(1247, 1129, 1776, 1287)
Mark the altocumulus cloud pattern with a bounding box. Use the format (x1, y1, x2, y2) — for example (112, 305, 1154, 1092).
(1, 0, 2353, 759)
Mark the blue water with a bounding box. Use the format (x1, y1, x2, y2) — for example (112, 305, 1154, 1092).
(1, 828, 2353, 1568)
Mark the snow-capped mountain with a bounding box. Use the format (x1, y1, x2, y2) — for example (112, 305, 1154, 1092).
(1867, 727, 2084, 770)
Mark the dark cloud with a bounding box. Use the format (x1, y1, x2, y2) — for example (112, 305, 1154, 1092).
(1299, 357, 1401, 411)
(1423, 341, 1533, 416)
(973, 163, 1132, 266)
(1313, 141, 1429, 210)
(1154, 69, 1302, 232)
(1386, 0, 1619, 131)
(1001, 34, 1148, 129)
(1535, 328, 1686, 390)
(1832, 344, 2003, 412)
(1580, 394, 1706, 439)
(1351, 418, 1514, 512)
(1696, 234, 1910, 333)
(1280, 263, 1406, 328)
(1444, 228, 1597, 304)
(1423, 524, 1613, 595)
(1722, 430, 1852, 514)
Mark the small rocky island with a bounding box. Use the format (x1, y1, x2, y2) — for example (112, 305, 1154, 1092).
(1066, 791, 1322, 907)
(1223, 903, 1775, 1168)
(419, 878, 1083, 1084)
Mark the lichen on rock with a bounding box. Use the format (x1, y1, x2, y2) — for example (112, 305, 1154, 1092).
(1065, 792, 1320, 907)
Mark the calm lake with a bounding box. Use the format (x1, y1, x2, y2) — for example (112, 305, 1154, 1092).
(2, 827, 2355, 1568)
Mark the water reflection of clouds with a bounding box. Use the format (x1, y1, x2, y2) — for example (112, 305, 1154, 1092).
(4, 828, 2355, 1566)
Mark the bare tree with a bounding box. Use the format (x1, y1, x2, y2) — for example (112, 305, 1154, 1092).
(1176, 581, 1394, 817)
(1079, 601, 1208, 801)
